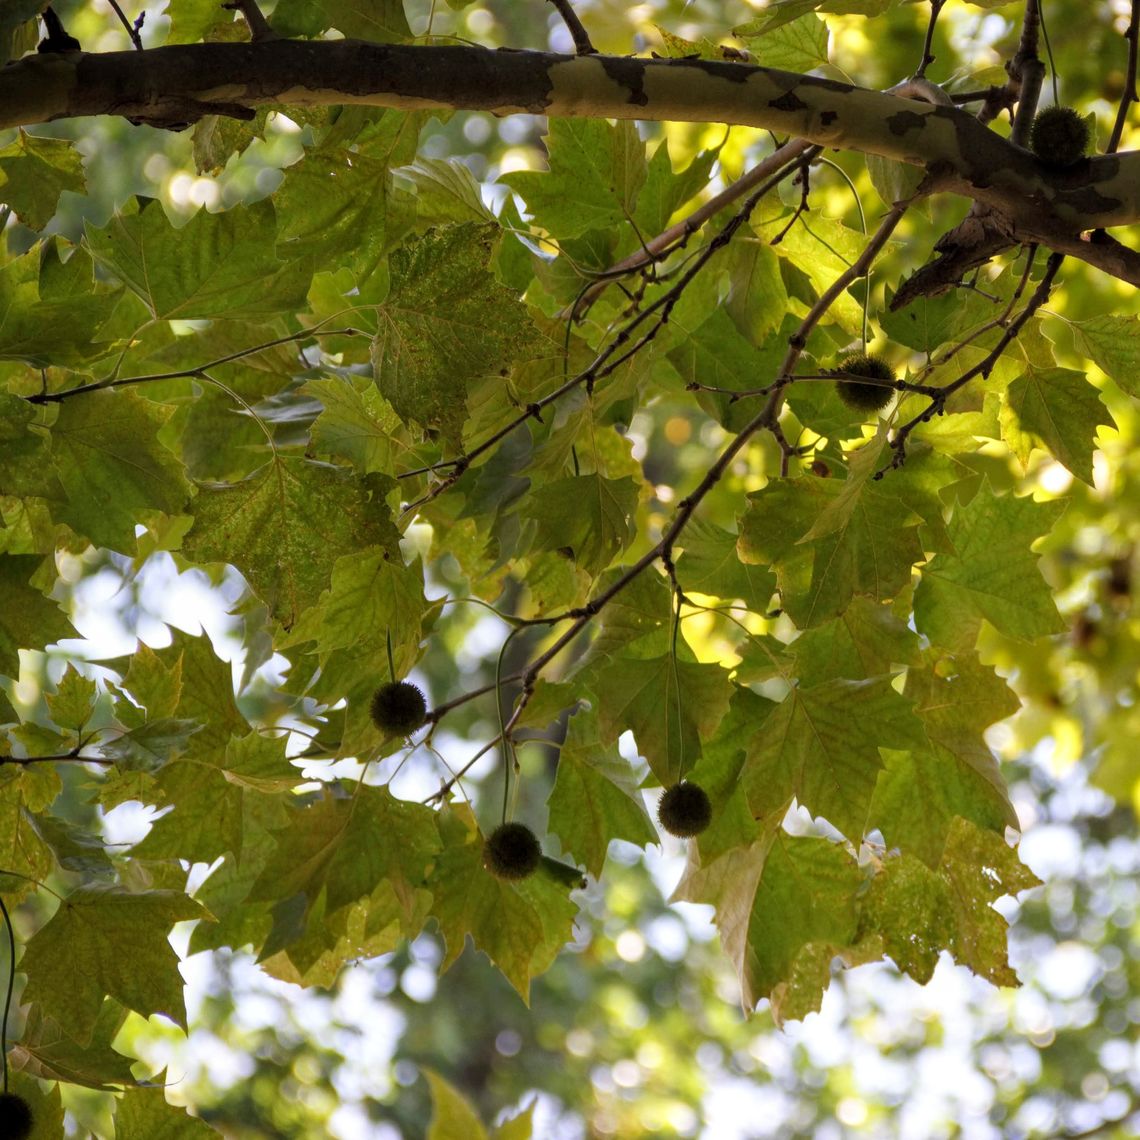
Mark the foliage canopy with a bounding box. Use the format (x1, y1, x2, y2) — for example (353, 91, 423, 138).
(2, 0, 1140, 1134)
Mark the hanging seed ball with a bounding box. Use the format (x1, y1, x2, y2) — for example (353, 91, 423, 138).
(0, 1092, 34, 1140)
(657, 781, 713, 838)
(369, 681, 428, 736)
(833, 352, 896, 413)
(484, 822, 542, 880)
(1029, 105, 1090, 168)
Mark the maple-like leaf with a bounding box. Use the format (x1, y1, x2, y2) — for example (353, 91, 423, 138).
(914, 487, 1067, 651)
(183, 458, 400, 630)
(20, 886, 204, 1043)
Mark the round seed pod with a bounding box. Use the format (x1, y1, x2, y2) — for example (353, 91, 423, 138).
(657, 781, 713, 838)
(1030, 105, 1090, 168)
(369, 681, 428, 736)
(484, 822, 542, 880)
(833, 352, 896, 413)
(0, 1092, 34, 1140)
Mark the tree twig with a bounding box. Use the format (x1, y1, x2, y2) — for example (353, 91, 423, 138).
(1108, 0, 1140, 153)
(547, 0, 595, 55)
(24, 326, 362, 404)
(915, 0, 945, 79)
(223, 0, 277, 42)
(886, 251, 1065, 470)
(106, 0, 143, 50)
(567, 138, 818, 320)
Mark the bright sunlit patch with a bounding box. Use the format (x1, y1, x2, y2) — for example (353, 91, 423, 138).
(615, 930, 646, 962)
(836, 1097, 869, 1126)
(1037, 459, 1074, 495)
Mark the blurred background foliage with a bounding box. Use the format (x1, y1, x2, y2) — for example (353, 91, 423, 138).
(4, 0, 1140, 1136)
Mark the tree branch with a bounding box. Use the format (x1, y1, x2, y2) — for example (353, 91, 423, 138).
(4, 43, 1140, 238)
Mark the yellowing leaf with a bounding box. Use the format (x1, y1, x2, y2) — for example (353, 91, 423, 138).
(20, 887, 203, 1043)
(183, 458, 400, 630)
(914, 488, 1066, 650)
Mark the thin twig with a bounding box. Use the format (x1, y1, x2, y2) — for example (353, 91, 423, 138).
(886, 251, 1064, 470)
(568, 139, 818, 319)
(1108, 0, 1140, 153)
(24, 326, 361, 404)
(547, 0, 596, 55)
(0, 754, 113, 765)
(105, 0, 143, 49)
(398, 162, 802, 506)
(0, 895, 13, 1093)
(223, 0, 277, 42)
(916, 0, 945, 79)
(1009, 0, 1044, 146)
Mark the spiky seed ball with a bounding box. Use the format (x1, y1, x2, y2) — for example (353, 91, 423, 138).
(0, 1092, 34, 1140)
(833, 352, 896, 413)
(1030, 105, 1090, 168)
(369, 681, 427, 736)
(657, 781, 713, 838)
(484, 822, 542, 881)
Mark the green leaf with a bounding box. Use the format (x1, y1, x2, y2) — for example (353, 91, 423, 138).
(868, 653, 1019, 867)
(634, 139, 719, 238)
(48, 389, 191, 551)
(275, 144, 411, 277)
(1070, 314, 1140, 396)
(740, 13, 830, 71)
(372, 223, 549, 447)
(117, 641, 183, 723)
(0, 766, 59, 903)
(673, 830, 867, 1021)
(45, 665, 97, 731)
(0, 245, 117, 367)
(523, 473, 638, 577)
(10, 1000, 135, 1090)
(914, 488, 1067, 650)
(881, 284, 995, 353)
(502, 119, 647, 240)
(155, 631, 249, 760)
(938, 817, 1041, 984)
(1001, 365, 1115, 484)
(183, 458, 400, 630)
(270, 0, 411, 40)
(734, 0, 892, 36)
(861, 852, 954, 984)
(115, 1084, 223, 1137)
(739, 463, 923, 628)
(284, 546, 428, 684)
(722, 238, 789, 346)
(591, 655, 733, 784)
(20, 887, 203, 1043)
(547, 706, 658, 876)
(428, 806, 577, 1003)
(742, 675, 927, 838)
(426, 1069, 490, 1140)
(0, 554, 74, 677)
(787, 596, 920, 685)
(666, 303, 787, 431)
(86, 197, 312, 320)
(302, 376, 405, 476)
(250, 785, 440, 947)
(0, 130, 86, 230)
(675, 516, 776, 611)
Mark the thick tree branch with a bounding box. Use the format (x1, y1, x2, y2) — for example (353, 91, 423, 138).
(4, 42, 1140, 240)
